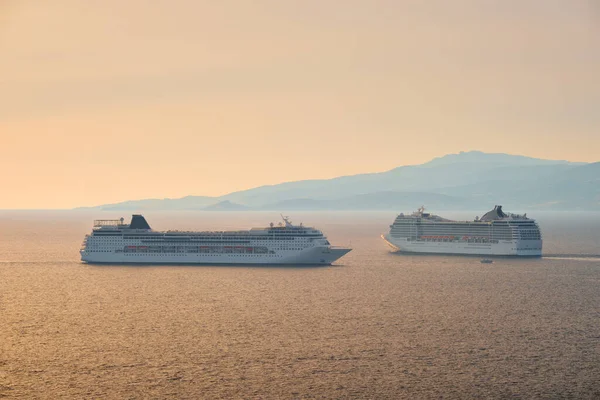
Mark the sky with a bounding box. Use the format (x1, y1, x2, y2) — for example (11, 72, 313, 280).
(1, 0, 599, 209)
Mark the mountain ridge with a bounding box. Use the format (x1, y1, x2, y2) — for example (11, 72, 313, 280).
(77, 151, 598, 211)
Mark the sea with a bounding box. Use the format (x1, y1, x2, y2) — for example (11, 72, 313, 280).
(1, 210, 599, 399)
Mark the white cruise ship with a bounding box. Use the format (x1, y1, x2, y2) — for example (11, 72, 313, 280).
(382, 205, 542, 256)
(80, 215, 351, 265)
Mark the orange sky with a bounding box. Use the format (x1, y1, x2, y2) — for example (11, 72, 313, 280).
(1, 0, 599, 209)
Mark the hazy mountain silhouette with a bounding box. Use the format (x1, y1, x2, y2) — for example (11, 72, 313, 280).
(203, 200, 249, 211)
(81, 151, 599, 211)
(98, 195, 216, 211)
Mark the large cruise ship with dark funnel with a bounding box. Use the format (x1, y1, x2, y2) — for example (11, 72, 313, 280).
(80, 215, 351, 265)
(382, 205, 542, 256)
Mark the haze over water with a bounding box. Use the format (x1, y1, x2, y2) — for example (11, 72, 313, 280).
(1, 211, 599, 399)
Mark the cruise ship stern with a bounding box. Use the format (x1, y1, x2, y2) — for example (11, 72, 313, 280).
(382, 205, 543, 257)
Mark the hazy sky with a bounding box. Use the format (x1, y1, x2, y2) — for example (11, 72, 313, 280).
(1, 0, 599, 208)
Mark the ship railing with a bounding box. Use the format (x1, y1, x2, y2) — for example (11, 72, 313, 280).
(93, 219, 126, 227)
(507, 213, 528, 219)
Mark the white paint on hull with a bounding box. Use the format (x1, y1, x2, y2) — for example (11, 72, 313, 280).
(81, 246, 351, 265)
(382, 234, 542, 257)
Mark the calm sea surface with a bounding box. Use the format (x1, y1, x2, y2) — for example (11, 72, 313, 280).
(1, 211, 599, 399)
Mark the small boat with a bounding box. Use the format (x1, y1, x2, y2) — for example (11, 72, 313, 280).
(480, 258, 493, 264)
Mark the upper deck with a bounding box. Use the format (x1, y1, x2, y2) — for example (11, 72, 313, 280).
(90, 214, 324, 237)
(393, 205, 535, 225)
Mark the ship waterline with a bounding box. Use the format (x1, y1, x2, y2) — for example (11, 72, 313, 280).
(383, 205, 543, 257)
(80, 215, 351, 265)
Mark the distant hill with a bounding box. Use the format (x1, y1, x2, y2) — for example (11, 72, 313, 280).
(423, 150, 581, 167)
(203, 200, 249, 211)
(79, 151, 599, 211)
(97, 195, 217, 211)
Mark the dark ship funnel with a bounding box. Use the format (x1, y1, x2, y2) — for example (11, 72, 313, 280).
(130, 215, 151, 230)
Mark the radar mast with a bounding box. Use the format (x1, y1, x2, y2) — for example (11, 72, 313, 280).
(281, 214, 293, 227)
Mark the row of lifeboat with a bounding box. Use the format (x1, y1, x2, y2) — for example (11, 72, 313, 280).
(127, 246, 254, 250)
(419, 235, 488, 241)
(126, 245, 257, 251)
(420, 235, 456, 240)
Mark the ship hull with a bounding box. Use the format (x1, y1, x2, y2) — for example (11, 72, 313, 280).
(81, 246, 351, 265)
(382, 234, 542, 257)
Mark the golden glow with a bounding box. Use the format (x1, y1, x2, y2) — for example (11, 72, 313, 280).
(1, 1, 598, 208)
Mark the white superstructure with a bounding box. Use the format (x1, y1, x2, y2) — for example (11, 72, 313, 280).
(382, 205, 542, 256)
(80, 215, 351, 265)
